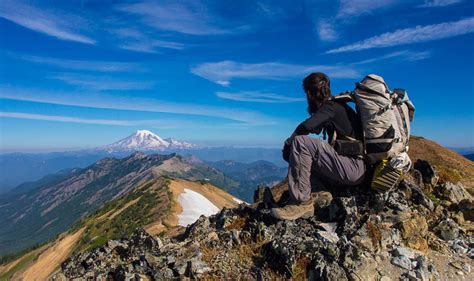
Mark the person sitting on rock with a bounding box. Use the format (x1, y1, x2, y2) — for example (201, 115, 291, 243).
(271, 72, 366, 220)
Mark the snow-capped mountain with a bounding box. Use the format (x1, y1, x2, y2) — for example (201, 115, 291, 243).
(102, 130, 196, 152)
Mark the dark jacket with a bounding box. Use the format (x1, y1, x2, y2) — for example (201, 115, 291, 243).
(294, 100, 363, 143)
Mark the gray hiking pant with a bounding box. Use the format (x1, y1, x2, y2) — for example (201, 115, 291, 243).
(288, 135, 366, 202)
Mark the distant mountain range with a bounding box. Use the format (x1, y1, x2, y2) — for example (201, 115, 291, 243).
(0, 130, 284, 192)
(447, 146, 474, 161)
(448, 146, 474, 155)
(464, 154, 474, 161)
(0, 152, 243, 257)
(206, 159, 287, 199)
(1, 136, 473, 279)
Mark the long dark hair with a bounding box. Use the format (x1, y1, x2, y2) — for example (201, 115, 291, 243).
(302, 72, 331, 114)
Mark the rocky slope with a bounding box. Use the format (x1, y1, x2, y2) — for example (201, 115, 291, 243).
(0, 177, 239, 280)
(51, 160, 473, 280)
(0, 152, 239, 257)
(409, 136, 474, 192)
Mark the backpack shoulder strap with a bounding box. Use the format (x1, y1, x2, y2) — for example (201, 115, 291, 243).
(330, 91, 354, 103)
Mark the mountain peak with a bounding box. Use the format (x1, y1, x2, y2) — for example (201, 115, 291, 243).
(102, 130, 196, 152)
(135, 129, 156, 136)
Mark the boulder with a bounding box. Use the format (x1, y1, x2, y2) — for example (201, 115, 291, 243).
(391, 255, 412, 270)
(397, 214, 429, 252)
(434, 182, 472, 204)
(457, 199, 474, 221)
(413, 160, 439, 186)
(433, 218, 459, 241)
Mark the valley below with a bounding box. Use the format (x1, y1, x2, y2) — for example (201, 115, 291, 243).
(0, 135, 473, 280)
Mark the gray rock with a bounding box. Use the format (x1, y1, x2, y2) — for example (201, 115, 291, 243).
(188, 259, 211, 275)
(403, 270, 418, 281)
(316, 222, 339, 243)
(231, 229, 241, 245)
(391, 256, 413, 270)
(457, 199, 474, 221)
(410, 184, 435, 211)
(155, 237, 164, 249)
(386, 190, 410, 212)
(434, 218, 459, 241)
(449, 239, 468, 254)
(316, 230, 339, 244)
(393, 246, 416, 260)
(153, 268, 174, 279)
(468, 248, 474, 259)
(415, 269, 428, 281)
(434, 182, 472, 204)
(462, 263, 471, 273)
(309, 253, 348, 280)
(413, 160, 439, 186)
(329, 197, 358, 234)
(175, 261, 188, 276)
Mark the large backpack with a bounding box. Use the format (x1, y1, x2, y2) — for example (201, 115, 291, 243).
(353, 74, 415, 164)
(334, 74, 415, 191)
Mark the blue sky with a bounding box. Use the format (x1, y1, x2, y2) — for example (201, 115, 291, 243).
(0, 0, 473, 151)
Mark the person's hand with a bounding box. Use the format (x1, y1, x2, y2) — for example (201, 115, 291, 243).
(282, 138, 292, 162)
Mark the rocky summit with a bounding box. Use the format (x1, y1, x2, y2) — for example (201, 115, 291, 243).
(55, 160, 473, 280)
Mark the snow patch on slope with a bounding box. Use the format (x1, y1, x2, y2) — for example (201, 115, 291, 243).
(233, 197, 247, 205)
(177, 188, 220, 226)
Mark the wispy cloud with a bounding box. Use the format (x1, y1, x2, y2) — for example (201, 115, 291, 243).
(13, 53, 143, 73)
(313, 0, 395, 42)
(317, 20, 338, 42)
(419, 0, 463, 7)
(216, 91, 305, 103)
(52, 73, 154, 91)
(352, 50, 431, 65)
(327, 17, 474, 53)
(0, 111, 219, 129)
(120, 40, 186, 53)
(0, 112, 132, 126)
(116, 1, 228, 35)
(0, 0, 95, 44)
(0, 86, 278, 126)
(336, 0, 395, 18)
(112, 27, 186, 53)
(191, 61, 359, 86)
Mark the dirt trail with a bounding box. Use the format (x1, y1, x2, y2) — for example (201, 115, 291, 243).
(108, 197, 141, 220)
(14, 227, 85, 280)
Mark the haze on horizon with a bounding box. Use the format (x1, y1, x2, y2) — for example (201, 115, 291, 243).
(0, 0, 473, 152)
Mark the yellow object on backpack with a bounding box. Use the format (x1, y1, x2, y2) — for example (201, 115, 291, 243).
(371, 160, 404, 193)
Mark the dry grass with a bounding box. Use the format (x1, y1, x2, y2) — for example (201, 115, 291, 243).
(409, 137, 474, 192)
(367, 221, 382, 250)
(14, 227, 85, 280)
(293, 256, 310, 280)
(224, 216, 247, 231)
(201, 245, 221, 264)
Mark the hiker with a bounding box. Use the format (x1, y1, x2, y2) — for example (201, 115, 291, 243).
(271, 72, 366, 220)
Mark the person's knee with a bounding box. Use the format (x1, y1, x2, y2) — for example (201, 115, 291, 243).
(292, 135, 322, 150)
(292, 135, 311, 148)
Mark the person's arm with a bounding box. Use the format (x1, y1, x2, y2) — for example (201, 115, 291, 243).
(282, 102, 335, 162)
(293, 102, 335, 136)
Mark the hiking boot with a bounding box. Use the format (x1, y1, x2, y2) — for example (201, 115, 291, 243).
(270, 200, 314, 220)
(311, 191, 333, 209)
